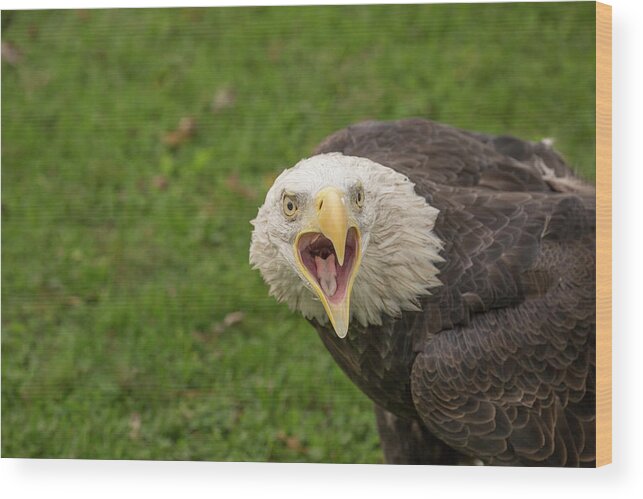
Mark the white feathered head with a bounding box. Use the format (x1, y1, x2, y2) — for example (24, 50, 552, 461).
(250, 153, 443, 338)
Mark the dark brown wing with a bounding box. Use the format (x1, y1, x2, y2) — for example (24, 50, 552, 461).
(313, 118, 589, 194)
(411, 190, 595, 466)
(311, 118, 596, 466)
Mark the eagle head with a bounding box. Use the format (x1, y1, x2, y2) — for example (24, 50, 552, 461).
(250, 153, 443, 338)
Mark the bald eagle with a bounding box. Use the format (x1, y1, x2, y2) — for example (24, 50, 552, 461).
(250, 118, 595, 466)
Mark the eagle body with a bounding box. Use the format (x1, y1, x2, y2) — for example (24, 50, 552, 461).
(251, 118, 595, 467)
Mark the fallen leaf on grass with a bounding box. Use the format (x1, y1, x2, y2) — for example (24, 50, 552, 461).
(67, 296, 83, 307)
(223, 311, 245, 327)
(76, 10, 91, 21)
(152, 175, 169, 191)
(2, 42, 22, 66)
(211, 87, 236, 113)
(28, 24, 39, 40)
(212, 311, 245, 334)
(193, 311, 245, 342)
(276, 431, 308, 454)
(163, 117, 197, 149)
(129, 412, 141, 440)
(225, 172, 258, 200)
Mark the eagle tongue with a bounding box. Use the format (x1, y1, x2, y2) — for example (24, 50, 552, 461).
(315, 254, 337, 297)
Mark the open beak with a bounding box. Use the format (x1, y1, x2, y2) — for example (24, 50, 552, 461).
(294, 187, 362, 338)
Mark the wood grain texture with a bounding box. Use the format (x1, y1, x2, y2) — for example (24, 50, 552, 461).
(595, 1, 612, 467)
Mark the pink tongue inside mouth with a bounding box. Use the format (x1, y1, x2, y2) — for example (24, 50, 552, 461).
(314, 254, 337, 297)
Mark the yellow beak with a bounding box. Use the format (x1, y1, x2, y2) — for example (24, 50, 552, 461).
(316, 187, 348, 265)
(294, 187, 361, 338)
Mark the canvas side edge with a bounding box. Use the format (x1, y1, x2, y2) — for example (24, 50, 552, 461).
(595, 0, 612, 468)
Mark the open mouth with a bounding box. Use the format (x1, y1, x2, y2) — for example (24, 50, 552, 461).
(297, 227, 359, 304)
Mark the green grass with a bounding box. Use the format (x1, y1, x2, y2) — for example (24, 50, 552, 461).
(2, 3, 596, 462)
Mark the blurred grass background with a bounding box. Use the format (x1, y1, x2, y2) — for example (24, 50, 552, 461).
(1, 3, 595, 462)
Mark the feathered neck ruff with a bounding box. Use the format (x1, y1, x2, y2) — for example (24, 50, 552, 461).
(250, 153, 444, 330)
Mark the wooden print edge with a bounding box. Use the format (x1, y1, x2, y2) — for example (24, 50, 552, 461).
(595, 1, 612, 467)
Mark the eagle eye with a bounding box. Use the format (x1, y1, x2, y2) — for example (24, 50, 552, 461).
(354, 184, 365, 208)
(282, 194, 298, 218)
